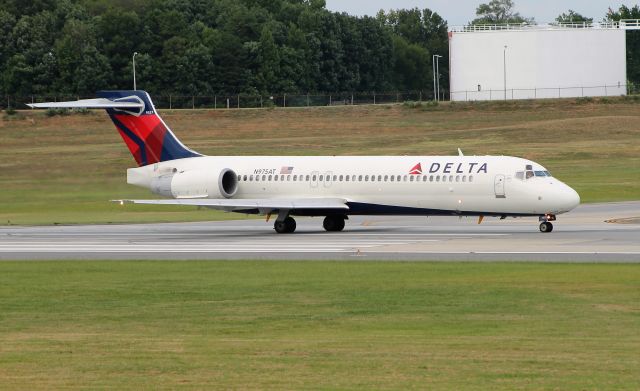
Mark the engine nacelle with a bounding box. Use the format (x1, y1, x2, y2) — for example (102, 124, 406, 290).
(150, 168, 238, 199)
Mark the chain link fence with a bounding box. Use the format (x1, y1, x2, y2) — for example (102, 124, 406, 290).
(1, 91, 435, 110)
(451, 83, 634, 101)
(2, 85, 638, 110)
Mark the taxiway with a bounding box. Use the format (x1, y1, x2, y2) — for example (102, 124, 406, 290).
(1, 202, 639, 261)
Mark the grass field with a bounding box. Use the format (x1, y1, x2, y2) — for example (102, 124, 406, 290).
(0, 261, 638, 389)
(1, 97, 639, 225)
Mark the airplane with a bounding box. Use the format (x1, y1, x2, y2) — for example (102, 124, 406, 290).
(28, 90, 580, 234)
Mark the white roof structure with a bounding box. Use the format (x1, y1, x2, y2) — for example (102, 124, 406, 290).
(449, 19, 640, 33)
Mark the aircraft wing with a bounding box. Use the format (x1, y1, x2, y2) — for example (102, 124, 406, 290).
(113, 198, 349, 212)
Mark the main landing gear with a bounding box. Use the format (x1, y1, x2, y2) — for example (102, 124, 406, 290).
(538, 214, 556, 233)
(273, 215, 347, 234)
(323, 215, 346, 232)
(274, 216, 296, 234)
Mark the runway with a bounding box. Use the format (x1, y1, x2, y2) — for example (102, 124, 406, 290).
(1, 202, 639, 261)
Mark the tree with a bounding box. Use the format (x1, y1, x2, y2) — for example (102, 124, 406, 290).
(555, 10, 593, 24)
(471, 0, 534, 25)
(257, 25, 281, 92)
(54, 19, 112, 94)
(390, 36, 430, 91)
(607, 5, 640, 86)
(377, 8, 448, 92)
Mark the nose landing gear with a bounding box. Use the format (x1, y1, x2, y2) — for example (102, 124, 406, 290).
(538, 214, 556, 233)
(539, 221, 553, 233)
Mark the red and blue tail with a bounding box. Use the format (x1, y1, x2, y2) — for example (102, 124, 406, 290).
(29, 90, 202, 167)
(97, 90, 201, 166)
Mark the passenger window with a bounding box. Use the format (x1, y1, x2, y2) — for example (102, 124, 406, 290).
(339, 175, 343, 181)
(429, 175, 434, 182)
(384, 175, 389, 181)
(293, 175, 297, 181)
(390, 176, 395, 182)
(469, 175, 474, 182)
(352, 175, 356, 181)
(456, 176, 460, 182)
(312, 175, 317, 181)
(268, 175, 272, 181)
(287, 175, 291, 181)
(378, 175, 382, 181)
(274, 175, 278, 181)
(365, 175, 369, 181)
(319, 175, 323, 181)
(410, 176, 414, 182)
(250, 175, 254, 181)
(333, 175, 337, 181)
(403, 175, 408, 182)
(449, 176, 453, 182)
(281, 175, 285, 181)
(358, 175, 363, 181)
(346, 176, 350, 182)
(243, 175, 247, 181)
(436, 175, 440, 182)
(423, 175, 428, 182)
(462, 175, 466, 182)
(262, 175, 266, 181)
(396, 175, 401, 182)
(306, 175, 310, 181)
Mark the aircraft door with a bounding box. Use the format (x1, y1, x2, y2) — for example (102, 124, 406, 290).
(494, 174, 506, 198)
(324, 171, 333, 188)
(310, 171, 319, 188)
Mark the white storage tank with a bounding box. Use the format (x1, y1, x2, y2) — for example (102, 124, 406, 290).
(449, 25, 627, 101)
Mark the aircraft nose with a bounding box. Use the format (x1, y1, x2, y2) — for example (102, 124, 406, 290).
(558, 185, 580, 212)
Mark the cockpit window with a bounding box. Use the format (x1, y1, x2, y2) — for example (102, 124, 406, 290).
(517, 166, 552, 180)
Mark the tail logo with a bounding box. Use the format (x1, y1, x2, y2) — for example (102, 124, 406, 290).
(409, 163, 422, 175)
(113, 95, 145, 117)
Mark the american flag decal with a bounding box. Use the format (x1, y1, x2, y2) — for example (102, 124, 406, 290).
(280, 166, 294, 174)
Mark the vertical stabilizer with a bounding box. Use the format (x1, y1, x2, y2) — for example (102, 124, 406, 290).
(97, 90, 201, 166)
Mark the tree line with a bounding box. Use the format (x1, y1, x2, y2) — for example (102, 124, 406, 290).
(0, 0, 447, 96)
(0, 0, 638, 97)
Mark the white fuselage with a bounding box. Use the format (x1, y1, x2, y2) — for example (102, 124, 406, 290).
(127, 155, 580, 217)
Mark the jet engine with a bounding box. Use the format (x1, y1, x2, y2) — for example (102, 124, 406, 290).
(150, 168, 238, 199)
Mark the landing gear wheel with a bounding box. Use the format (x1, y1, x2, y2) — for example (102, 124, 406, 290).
(539, 222, 553, 233)
(323, 215, 346, 232)
(274, 217, 296, 234)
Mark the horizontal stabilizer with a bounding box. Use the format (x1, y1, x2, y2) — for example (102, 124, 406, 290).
(27, 98, 144, 109)
(113, 198, 349, 212)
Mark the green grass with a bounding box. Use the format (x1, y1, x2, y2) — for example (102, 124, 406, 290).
(1, 97, 639, 225)
(0, 261, 639, 389)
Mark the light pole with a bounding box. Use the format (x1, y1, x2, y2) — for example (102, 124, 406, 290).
(133, 52, 138, 90)
(432, 54, 442, 101)
(503, 45, 507, 100)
